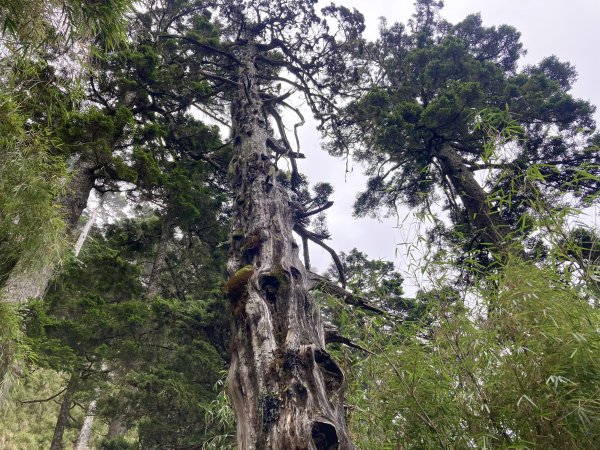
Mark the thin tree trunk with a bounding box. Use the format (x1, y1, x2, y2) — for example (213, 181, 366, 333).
(50, 197, 105, 450)
(226, 43, 353, 449)
(106, 417, 127, 439)
(73, 194, 103, 258)
(73, 398, 97, 450)
(145, 213, 173, 299)
(49, 374, 78, 450)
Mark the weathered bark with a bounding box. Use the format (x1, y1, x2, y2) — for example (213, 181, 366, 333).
(0, 156, 96, 304)
(226, 43, 353, 449)
(436, 146, 508, 247)
(74, 398, 97, 450)
(49, 374, 78, 450)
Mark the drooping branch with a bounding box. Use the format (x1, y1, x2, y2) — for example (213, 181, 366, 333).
(294, 224, 346, 288)
(324, 326, 374, 354)
(307, 271, 389, 316)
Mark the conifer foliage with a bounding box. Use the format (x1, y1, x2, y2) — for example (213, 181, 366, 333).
(1, 1, 600, 449)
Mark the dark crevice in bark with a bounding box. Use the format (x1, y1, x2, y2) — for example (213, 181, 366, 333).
(312, 421, 339, 450)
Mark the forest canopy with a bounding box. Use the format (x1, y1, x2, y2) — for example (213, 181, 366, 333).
(0, 0, 599, 449)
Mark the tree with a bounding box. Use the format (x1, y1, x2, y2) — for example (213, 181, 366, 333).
(340, 257, 600, 449)
(330, 0, 599, 258)
(179, 2, 365, 447)
(122, 0, 366, 446)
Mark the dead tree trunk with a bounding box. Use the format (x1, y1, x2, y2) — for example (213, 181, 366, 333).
(74, 398, 97, 450)
(49, 374, 78, 450)
(226, 43, 353, 450)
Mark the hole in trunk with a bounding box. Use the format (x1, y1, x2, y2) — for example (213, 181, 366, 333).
(260, 394, 282, 431)
(259, 274, 280, 303)
(311, 421, 339, 450)
(314, 348, 344, 391)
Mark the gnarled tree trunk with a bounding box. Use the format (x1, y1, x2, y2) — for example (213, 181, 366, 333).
(436, 146, 508, 247)
(226, 43, 353, 449)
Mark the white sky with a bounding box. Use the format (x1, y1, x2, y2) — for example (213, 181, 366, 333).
(297, 0, 600, 291)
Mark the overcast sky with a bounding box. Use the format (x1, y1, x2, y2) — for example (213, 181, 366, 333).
(296, 0, 600, 291)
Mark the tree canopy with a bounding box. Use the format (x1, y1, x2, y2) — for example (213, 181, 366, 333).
(1, 1, 599, 449)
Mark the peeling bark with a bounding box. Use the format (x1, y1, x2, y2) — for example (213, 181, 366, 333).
(226, 43, 353, 449)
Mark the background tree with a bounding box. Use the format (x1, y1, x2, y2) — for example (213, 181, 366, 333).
(143, 1, 366, 447)
(330, 0, 599, 260)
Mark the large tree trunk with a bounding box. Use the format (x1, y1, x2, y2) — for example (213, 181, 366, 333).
(0, 157, 96, 402)
(436, 146, 508, 247)
(226, 43, 353, 450)
(49, 374, 78, 450)
(0, 156, 96, 304)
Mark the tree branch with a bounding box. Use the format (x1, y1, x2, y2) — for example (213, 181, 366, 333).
(297, 201, 334, 218)
(324, 326, 374, 354)
(19, 386, 68, 404)
(294, 224, 346, 288)
(307, 271, 389, 316)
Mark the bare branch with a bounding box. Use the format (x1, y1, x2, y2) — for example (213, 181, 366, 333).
(294, 224, 346, 288)
(297, 201, 334, 218)
(19, 386, 69, 404)
(307, 271, 389, 316)
(324, 326, 374, 354)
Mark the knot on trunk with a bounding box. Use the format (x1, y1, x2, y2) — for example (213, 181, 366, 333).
(224, 265, 254, 316)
